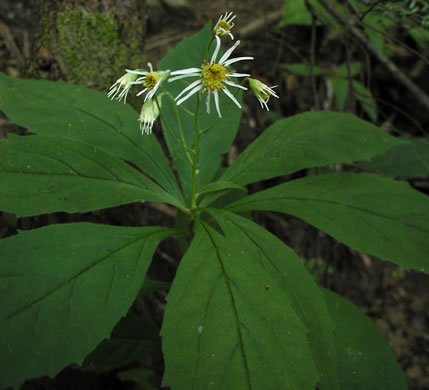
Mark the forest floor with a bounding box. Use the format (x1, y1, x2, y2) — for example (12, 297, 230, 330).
(1, 0, 429, 389)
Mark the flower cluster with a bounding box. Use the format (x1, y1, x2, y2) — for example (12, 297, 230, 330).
(107, 11, 278, 134)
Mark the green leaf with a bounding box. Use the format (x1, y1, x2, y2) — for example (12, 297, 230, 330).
(356, 137, 429, 178)
(83, 312, 160, 373)
(162, 211, 339, 390)
(159, 23, 243, 204)
(0, 135, 182, 217)
(332, 79, 376, 120)
(0, 223, 173, 389)
(220, 111, 405, 186)
(323, 289, 407, 389)
(280, 63, 332, 76)
(336, 62, 362, 78)
(118, 368, 157, 390)
(353, 80, 377, 121)
(280, 0, 338, 26)
(0, 72, 184, 205)
(228, 172, 429, 272)
(138, 278, 171, 298)
(409, 27, 429, 48)
(198, 181, 247, 197)
(331, 78, 349, 110)
(197, 180, 247, 207)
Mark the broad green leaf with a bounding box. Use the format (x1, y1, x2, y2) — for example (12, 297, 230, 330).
(356, 137, 429, 178)
(0, 72, 184, 205)
(198, 181, 247, 197)
(220, 111, 405, 186)
(83, 312, 160, 373)
(0, 134, 182, 216)
(0, 223, 173, 389)
(159, 23, 243, 204)
(323, 289, 407, 389)
(208, 210, 340, 390)
(198, 180, 247, 207)
(228, 172, 429, 272)
(162, 211, 338, 390)
(280, 63, 331, 76)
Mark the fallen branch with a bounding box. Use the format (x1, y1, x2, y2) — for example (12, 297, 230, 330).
(0, 21, 25, 70)
(317, 0, 429, 112)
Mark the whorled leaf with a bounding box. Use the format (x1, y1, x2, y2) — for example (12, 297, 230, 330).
(356, 137, 429, 179)
(0, 72, 184, 204)
(323, 289, 407, 389)
(161, 210, 339, 390)
(220, 111, 404, 187)
(228, 172, 429, 272)
(0, 134, 182, 216)
(0, 223, 173, 389)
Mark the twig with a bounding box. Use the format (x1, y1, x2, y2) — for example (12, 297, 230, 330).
(238, 9, 283, 37)
(305, 0, 321, 110)
(359, 0, 385, 22)
(317, 0, 429, 112)
(0, 21, 25, 70)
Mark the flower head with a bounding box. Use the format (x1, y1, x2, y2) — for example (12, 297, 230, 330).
(248, 78, 279, 111)
(168, 35, 253, 117)
(138, 96, 162, 135)
(127, 63, 170, 102)
(214, 11, 236, 40)
(107, 72, 138, 103)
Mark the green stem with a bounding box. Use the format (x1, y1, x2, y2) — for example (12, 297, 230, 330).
(162, 89, 193, 164)
(190, 94, 202, 215)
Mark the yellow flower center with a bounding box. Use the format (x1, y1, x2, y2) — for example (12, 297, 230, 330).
(201, 63, 228, 91)
(215, 21, 231, 35)
(143, 73, 159, 90)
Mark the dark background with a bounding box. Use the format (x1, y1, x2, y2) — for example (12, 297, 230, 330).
(0, 0, 428, 389)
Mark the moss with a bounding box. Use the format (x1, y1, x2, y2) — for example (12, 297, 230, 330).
(52, 4, 139, 89)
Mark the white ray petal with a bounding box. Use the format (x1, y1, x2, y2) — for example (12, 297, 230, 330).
(223, 56, 254, 66)
(206, 93, 211, 114)
(170, 68, 202, 76)
(175, 79, 202, 101)
(136, 87, 149, 96)
(222, 87, 241, 109)
(227, 72, 250, 78)
(224, 80, 247, 90)
(214, 91, 221, 118)
(168, 73, 201, 82)
(126, 69, 148, 75)
(219, 40, 240, 64)
(176, 84, 203, 105)
(211, 35, 222, 63)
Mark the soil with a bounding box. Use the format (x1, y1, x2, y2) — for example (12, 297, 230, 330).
(1, 0, 429, 389)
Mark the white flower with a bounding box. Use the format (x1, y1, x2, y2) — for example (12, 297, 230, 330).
(168, 35, 253, 117)
(107, 72, 138, 103)
(138, 97, 161, 135)
(127, 63, 170, 102)
(214, 11, 236, 40)
(248, 78, 279, 111)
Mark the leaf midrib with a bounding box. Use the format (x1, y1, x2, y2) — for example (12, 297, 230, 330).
(229, 195, 429, 234)
(1, 230, 164, 323)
